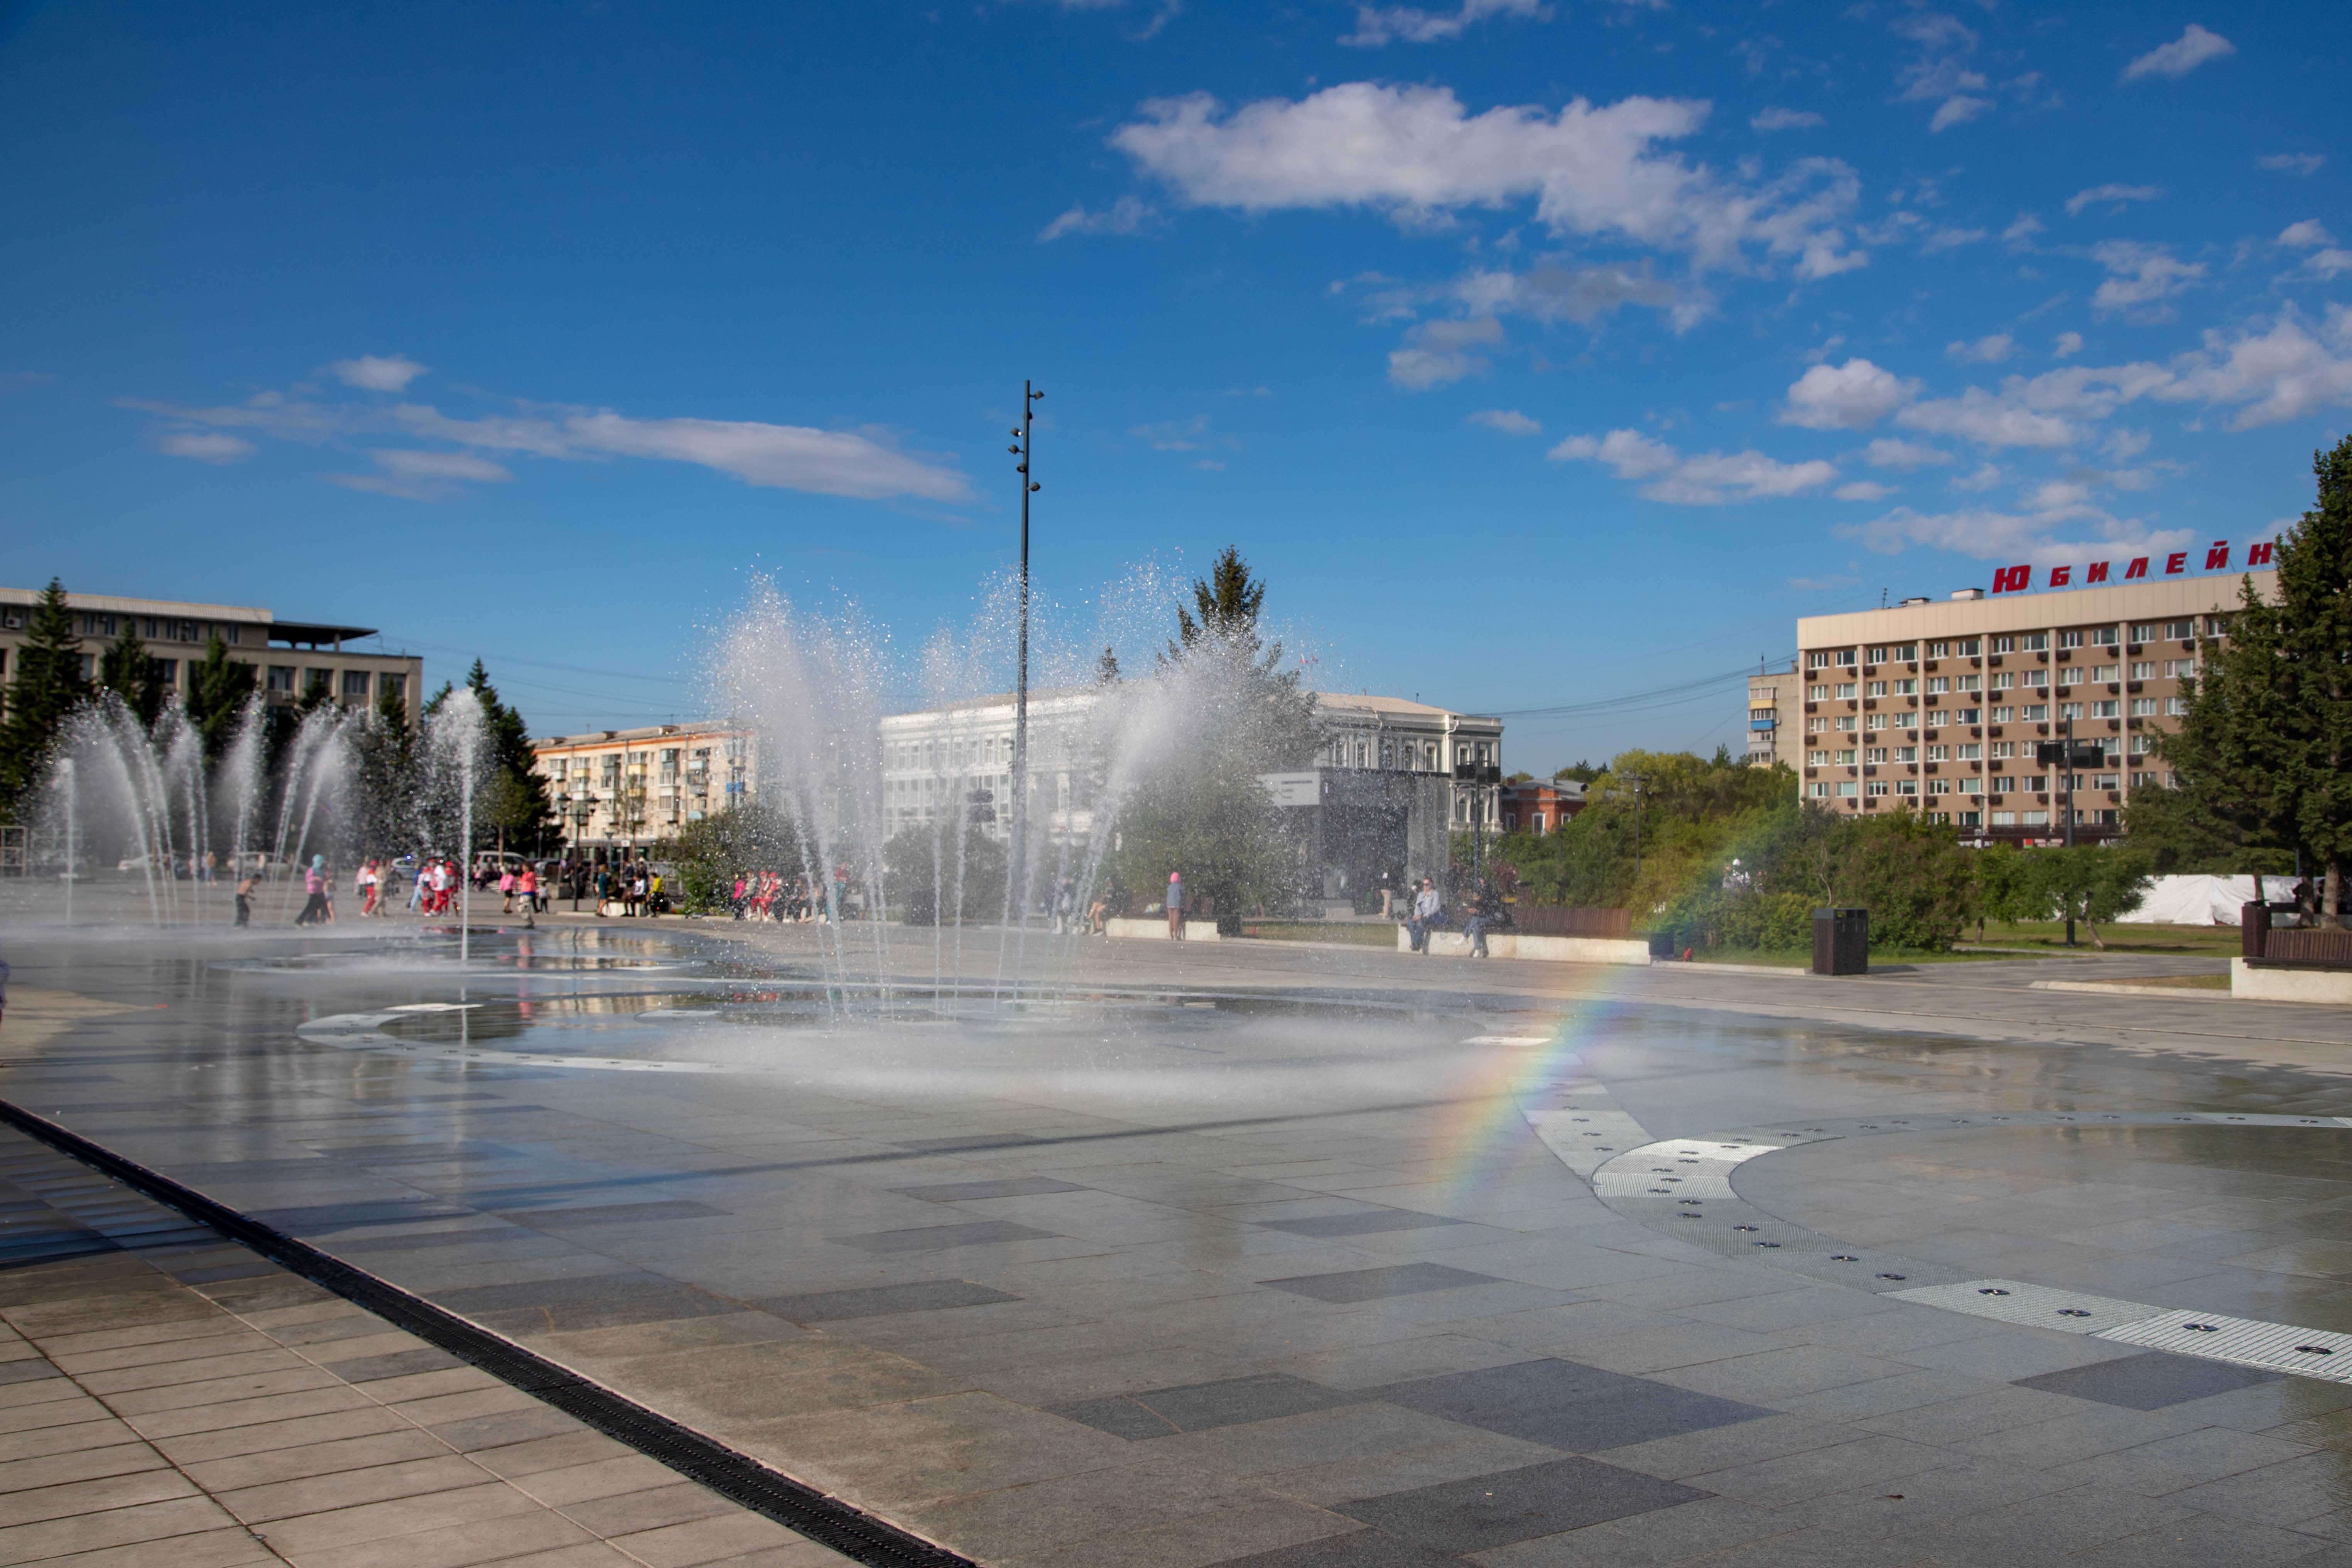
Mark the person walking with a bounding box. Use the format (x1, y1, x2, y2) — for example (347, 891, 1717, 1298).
(234, 871, 257, 928)
(294, 855, 332, 926)
(498, 865, 516, 913)
(517, 862, 538, 929)
(1408, 876, 1442, 954)
(358, 859, 380, 918)
(1463, 880, 1497, 959)
(1165, 871, 1185, 940)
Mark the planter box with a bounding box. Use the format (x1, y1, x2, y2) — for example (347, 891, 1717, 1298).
(2232, 958, 2352, 1004)
(1105, 917, 1222, 942)
(1398, 928, 1651, 965)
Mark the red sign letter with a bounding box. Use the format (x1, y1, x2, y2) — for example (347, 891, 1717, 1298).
(2085, 560, 2110, 583)
(2049, 566, 2072, 587)
(2124, 557, 2149, 579)
(1991, 564, 2031, 593)
(2166, 553, 2187, 575)
(2247, 540, 2275, 566)
(2205, 541, 2230, 570)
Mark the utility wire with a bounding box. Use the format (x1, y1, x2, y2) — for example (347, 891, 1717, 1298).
(1476, 656, 1796, 721)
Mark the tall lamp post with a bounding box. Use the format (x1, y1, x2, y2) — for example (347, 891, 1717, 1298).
(1006, 380, 1043, 920)
(1619, 773, 1647, 898)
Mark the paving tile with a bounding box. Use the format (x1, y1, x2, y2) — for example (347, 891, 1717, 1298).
(290, 1506, 601, 1568)
(2044, 1424, 2320, 1497)
(606, 1510, 809, 1567)
(891, 1178, 1089, 1202)
(751, 1280, 1021, 1322)
(1052, 1374, 1359, 1438)
(1471, 1494, 1797, 1566)
(1337, 1455, 1709, 1552)
(1372, 1358, 1772, 1452)
(824, 1220, 1061, 1253)
(2059, 1509, 2330, 1568)
(2013, 1349, 2284, 1411)
(218, 1454, 496, 1523)
(556, 1480, 741, 1537)
(1260, 1264, 1503, 1303)
(1255, 1212, 1467, 1239)
(0, 1467, 202, 1527)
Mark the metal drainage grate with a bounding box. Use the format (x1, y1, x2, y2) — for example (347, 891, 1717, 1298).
(0, 1098, 974, 1568)
(2101, 1311, 2352, 1382)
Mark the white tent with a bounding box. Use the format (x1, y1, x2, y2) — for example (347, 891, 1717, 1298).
(2114, 874, 2262, 925)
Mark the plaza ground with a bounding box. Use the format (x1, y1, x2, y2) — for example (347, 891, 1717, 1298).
(4, 888, 2352, 1566)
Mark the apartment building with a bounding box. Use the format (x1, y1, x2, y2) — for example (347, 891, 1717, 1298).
(532, 721, 753, 856)
(1794, 559, 2278, 845)
(1746, 663, 1801, 768)
(0, 587, 422, 724)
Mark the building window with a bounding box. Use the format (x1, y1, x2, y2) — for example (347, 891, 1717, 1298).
(1957, 778, 1982, 795)
(1925, 744, 1949, 761)
(1808, 750, 1830, 766)
(1893, 644, 1918, 661)
(1836, 781, 1857, 797)
(2020, 670, 2048, 689)
(1866, 780, 1889, 796)
(2165, 658, 2197, 679)
(2023, 632, 2049, 651)
(1957, 743, 1982, 760)
(1926, 710, 1948, 728)
(1959, 810, 1981, 826)
(1835, 749, 1857, 765)
(1894, 745, 1918, 762)
(2167, 697, 2189, 716)
(2059, 702, 2084, 721)
(2059, 630, 2084, 648)
(341, 670, 370, 698)
(1866, 714, 1887, 731)
(1808, 684, 1830, 700)
(1991, 635, 2015, 653)
(2165, 620, 2194, 640)
(2091, 665, 2119, 682)
(1835, 682, 1857, 699)
(1835, 716, 1857, 732)
(1896, 779, 1919, 795)
(1865, 746, 1889, 764)
(1867, 680, 1888, 697)
(2022, 704, 2048, 721)
(1992, 776, 2015, 794)
(2058, 667, 2084, 687)
(1836, 649, 1857, 667)
(1893, 712, 1917, 730)
(2131, 734, 2154, 754)
(1955, 675, 1981, 692)
(1928, 778, 1950, 795)
(2023, 810, 2050, 825)
(1959, 639, 1981, 655)
(1991, 706, 2014, 723)
(1807, 717, 1828, 733)
(1991, 810, 2016, 825)
(1927, 677, 1949, 694)
(1810, 781, 1830, 797)
(2131, 623, 2158, 642)
(2091, 700, 2120, 718)
(266, 665, 295, 693)
(1991, 673, 2013, 691)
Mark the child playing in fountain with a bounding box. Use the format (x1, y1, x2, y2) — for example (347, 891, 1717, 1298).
(294, 855, 332, 926)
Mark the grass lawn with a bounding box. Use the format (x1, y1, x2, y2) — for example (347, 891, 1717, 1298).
(2116, 972, 2232, 989)
(1956, 920, 2242, 957)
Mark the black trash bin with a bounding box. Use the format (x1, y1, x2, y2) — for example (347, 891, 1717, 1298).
(1812, 907, 1868, 976)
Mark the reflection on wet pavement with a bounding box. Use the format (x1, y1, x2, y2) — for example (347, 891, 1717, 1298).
(9, 918, 2352, 1565)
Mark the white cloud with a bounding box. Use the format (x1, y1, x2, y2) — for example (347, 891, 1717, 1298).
(2063, 183, 2162, 218)
(1454, 258, 1702, 330)
(1109, 83, 1866, 277)
(1835, 481, 1897, 501)
(1929, 96, 1992, 132)
(1781, 358, 1918, 430)
(1549, 427, 1837, 504)
(2305, 251, 2352, 280)
(371, 449, 514, 483)
(1751, 107, 1824, 131)
(2259, 153, 2326, 176)
(1898, 387, 2080, 447)
(155, 432, 255, 463)
(1952, 462, 2003, 491)
(2054, 331, 2084, 357)
(123, 386, 971, 503)
(2279, 220, 2334, 249)
(1947, 334, 2014, 364)
(1838, 502, 2194, 567)
(2123, 24, 2234, 81)
(1468, 408, 1540, 435)
(2090, 240, 2204, 314)
(2156, 305, 2352, 430)
(331, 354, 427, 392)
(1863, 438, 1955, 469)
(1389, 316, 1503, 388)
(1131, 414, 1216, 450)
(2002, 213, 2045, 248)
(1038, 195, 1157, 241)
(1341, 0, 1545, 47)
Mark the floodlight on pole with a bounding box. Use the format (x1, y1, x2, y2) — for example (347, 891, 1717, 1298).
(1010, 381, 1043, 923)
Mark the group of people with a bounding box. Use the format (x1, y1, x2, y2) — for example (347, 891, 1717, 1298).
(1405, 875, 1505, 957)
(727, 870, 822, 922)
(406, 857, 465, 916)
(593, 861, 667, 918)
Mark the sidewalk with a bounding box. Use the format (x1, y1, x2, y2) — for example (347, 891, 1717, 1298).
(0, 1124, 852, 1568)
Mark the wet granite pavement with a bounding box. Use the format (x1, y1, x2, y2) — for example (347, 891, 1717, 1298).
(3, 912, 2352, 1567)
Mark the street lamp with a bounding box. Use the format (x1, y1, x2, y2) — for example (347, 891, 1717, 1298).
(1008, 379, 1043, 920)
(1619, 773, 1648, 896)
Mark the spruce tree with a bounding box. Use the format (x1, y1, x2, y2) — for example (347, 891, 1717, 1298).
(0, 579, 88, 808)
(98, 626, 167, 729)
(184, 635, 257, 763)
(464, 661, 556, 852)
(2161, 435, 2352, 924)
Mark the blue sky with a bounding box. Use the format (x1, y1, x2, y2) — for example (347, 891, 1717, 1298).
(2, 0, 2345, 769)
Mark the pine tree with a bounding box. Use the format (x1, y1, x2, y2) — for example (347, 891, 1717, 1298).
(184, 635, 257, 763)
(464, 661, 556, 852)
(2161, 435, 2352, 924)
(0, 579, 88, 809)
(98, 627, 167, 729)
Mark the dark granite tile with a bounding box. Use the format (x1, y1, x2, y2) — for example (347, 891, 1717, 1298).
(2014, 1351, 2281, 1411)
(1261, 1264, 1502, 1303)
(253, 1202, 480, 1232)
(1373, 1359, 1774, 1452)
(753, 1280, 1021, 1322)
(1256, 1211, 1467, 1239)
(0, 1235, 121, 1270)
(167, 1263, 280, 1284)
(1052, 1374, 1356, 1438)
(892, 1178, 1088, 1202)
(827, 1220, 1060, 1253)
(1341, 1456, 1712, 1552)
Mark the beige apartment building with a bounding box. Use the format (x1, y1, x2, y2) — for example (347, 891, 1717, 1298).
(0, 587, 423, 724)
(1746, 663, 1801, 768)
(1794, 567, 2278, 845)
(532, 721, 753, 857)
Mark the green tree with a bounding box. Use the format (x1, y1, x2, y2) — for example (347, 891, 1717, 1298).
(1096, 646, 1120, 684)
(1106, 548, 1321, 916)
(349, 680, 416, 856)
(1553, 761, 1601, 783)
(2025, 844, 2154, 950)
(2159, 435, 2352, 925)
(98, 626, 167, 730)
(1969, 842, 2036, 942)
(663, 800, 800, 910)
(183, 635, 257, 763)
(884, 825, 1008, 924)
(463, 661, 557, 854)
(0, 579, 88, 808)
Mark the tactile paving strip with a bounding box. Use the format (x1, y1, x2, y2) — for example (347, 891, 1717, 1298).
(2101, 1310, 2352, 1382)
(1886, 1279, 2166, 1334)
